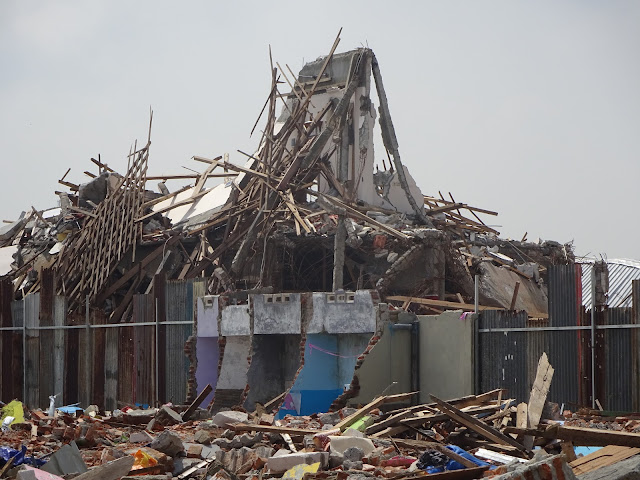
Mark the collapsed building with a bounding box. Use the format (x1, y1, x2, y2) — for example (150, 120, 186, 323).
(0, 42, 575, 418)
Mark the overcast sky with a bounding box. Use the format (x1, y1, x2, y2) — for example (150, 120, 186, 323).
(1, 1, 638, 259)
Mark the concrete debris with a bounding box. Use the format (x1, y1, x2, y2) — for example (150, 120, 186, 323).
(211, 412, 249, 429)
(150, 430, 185, 457)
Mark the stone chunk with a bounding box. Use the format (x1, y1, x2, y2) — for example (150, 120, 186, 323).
(150, 430, 185, 457)
(193, 429, 214, 444)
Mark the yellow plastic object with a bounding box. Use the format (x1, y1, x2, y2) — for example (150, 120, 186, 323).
(282, 461, 320, 480)
(133, 449, 158, 469)
(1, 400, 25, 426)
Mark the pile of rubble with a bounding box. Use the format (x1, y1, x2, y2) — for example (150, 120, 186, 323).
(3, 355, 640, 479)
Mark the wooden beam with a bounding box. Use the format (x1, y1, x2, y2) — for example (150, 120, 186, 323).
(387, 295, 549, 319)
(510, 282, 521, 310)
(230, 423, 319, 436)
(182, 384, 213, 421)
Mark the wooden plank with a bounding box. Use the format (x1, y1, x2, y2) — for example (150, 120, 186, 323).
(505, 424, 640, 447)
(569, 445, 640, 475)
(514, 402, 527, 439)
(430, 395, 529, 456)
(231, 423, 319, 435)
(524, 352, 554, 450)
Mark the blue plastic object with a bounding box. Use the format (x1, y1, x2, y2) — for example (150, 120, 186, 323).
(422, 445, 493, 473)
(0, 445, 46, 467)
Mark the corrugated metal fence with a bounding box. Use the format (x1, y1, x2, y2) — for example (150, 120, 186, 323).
(478, 268, 640, 411)
(0, 277, 205, 410)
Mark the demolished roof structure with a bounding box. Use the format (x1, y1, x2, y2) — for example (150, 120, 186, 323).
(0, 35, 572, 323)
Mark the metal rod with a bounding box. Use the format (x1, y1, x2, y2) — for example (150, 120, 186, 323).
(0, 321, 193, 331)
(591, 267, 597, 409)
(479, 324, 640, 333)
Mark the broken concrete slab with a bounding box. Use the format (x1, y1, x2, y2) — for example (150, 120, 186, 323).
(211, 410, 249, 428)
(328, 436, 375, 457)
(40, 441, 88, 476)
(72, 456, 135, 480)
(155, 406, 183, 425)
(267, 451, 329, 473)
(16, 467, 63, 480)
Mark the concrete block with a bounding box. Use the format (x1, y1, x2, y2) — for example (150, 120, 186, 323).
(211, 410, 248, 428)
(328, 436, 375, 457)
(267, 451, 329, 473)
(220, 305, 250, 336)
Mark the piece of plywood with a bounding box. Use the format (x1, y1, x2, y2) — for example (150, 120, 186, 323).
(570, 445, 640, 475)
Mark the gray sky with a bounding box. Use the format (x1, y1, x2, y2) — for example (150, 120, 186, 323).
(1, 1, 638, 259)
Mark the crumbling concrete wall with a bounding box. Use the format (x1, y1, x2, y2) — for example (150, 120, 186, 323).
(209, 290, 379, 414)
(349, 322, 412, 404)
(418, 311, 476, 403)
